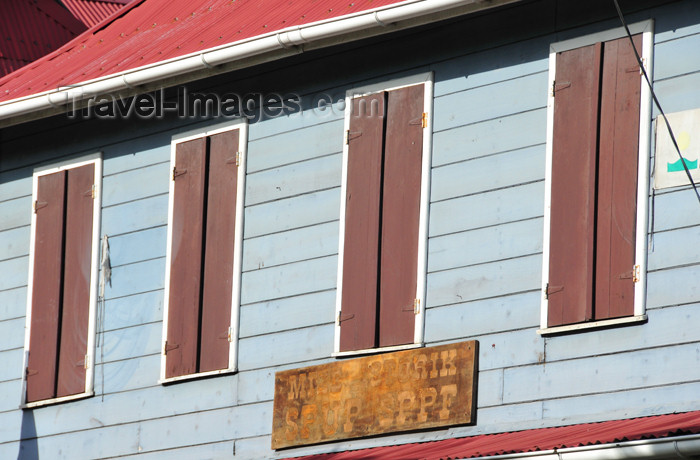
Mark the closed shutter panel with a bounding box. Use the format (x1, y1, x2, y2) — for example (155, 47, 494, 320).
(166, 138, 207, 378)
(27, 171, 66, 403)
(199, 130, 239, 372)
(378, 85, 423, 347)
(595, 35, 642, 320)
(548, 43, 602, 327)
(339, 92, 386, 352)
(56, 164, 94, 397)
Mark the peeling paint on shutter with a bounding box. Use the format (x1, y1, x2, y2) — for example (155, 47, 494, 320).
(378, 85, 423, 347)
(27, 170, 66, 403)
(595, 35, 641, 320)
(548, 43, 601, 327)
(199, 130, 239, 372)
(339, 92, 386, 352)
(167, 138, 207, 378)
(56, 164, 94, 397)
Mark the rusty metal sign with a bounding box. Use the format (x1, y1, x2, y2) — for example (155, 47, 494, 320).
(271, 341, 478, 449)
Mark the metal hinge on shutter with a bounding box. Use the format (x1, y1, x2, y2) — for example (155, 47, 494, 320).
(236, 152, 242, 167)
(163, 340, 179, 355)
(545, 283, 564, 299)
(421, 112, 428, 129)
(33, 200, 48, 213)
(619, 265, 641, 283)
(228, 327, 233, 343)
(83, 184, 95, 199)
(84, 354, 90, 370)
(172, 167, 187, 180)
(551, 81, 571, 97)
(344, 130, 350, 145)
(337, 311, 355, 325)
(402, 299, 421, 314)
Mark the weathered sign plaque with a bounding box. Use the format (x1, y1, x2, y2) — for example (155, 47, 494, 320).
(271, 341, 478, 449)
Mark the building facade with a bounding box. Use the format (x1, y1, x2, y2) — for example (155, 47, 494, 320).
(1, 0, 700, 458)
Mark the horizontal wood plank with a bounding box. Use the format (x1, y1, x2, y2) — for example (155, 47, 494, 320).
(242, 221, 338, 272)
(429, 181, 544, 237)
(246, 154, 341, 206)
(431, 146, 544, 202)
(0, 227, 29, 262)
(426, 254, 542, 308)
(102, 162, 170, 207)
(244, 188, 340, 239)
(433, 72, 546, 132)
(239, 290, 336, 338)
(101, 194, 169, 236)
(247, 120, 343, 173)
(425, 291, 541, 340)
(428, 218, 543, 273)
(240, 255, 337, 305)
(238, 324, 334, 371)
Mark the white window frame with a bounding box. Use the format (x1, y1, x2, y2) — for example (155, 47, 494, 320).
(539, 21, 654, 335)
(22, 153, 103, 408)
(160, 119, 247, 383)
(333, 72, 434, 357)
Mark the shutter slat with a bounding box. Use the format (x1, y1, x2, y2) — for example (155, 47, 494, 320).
(27, 171, 66, 403)
(548, 43, 602, 327)
(595, 35, 641, 319)
(56, 164, 94, 398)
(339, 92, 386, 352)
(166, 138, 207, 378)
(378, 85, 423, 347)
(199, 130, 239, 372)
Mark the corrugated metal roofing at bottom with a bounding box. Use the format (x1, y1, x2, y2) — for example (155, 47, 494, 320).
(287, 411, 700, 460)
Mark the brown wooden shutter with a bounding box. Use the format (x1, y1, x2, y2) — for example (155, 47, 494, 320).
(378, 85, 423, 347)
(199, 130, 239, 372)
(339, 92, 386, 352)
(166, 138, 207, 378)
(595, 35, 642, 320)
(27, 171, 66, 403)
(548, 43, 602, 327)
(56, 164, 94, 397)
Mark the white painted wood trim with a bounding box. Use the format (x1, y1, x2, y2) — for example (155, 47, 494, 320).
(537, 314, 647, 336)
(22, 153, 102, 407)
(541, 50, 557, 330)
(550, 20, 654, 54)
(540, 21, 653, 330)
(161, 118, 247, 382)
(334, 72, 433, 354)
(158, 368, 236, 385)
(634, 23, 654, 317)
(22, 390, 95, 409)
(332, 342, 424, 358)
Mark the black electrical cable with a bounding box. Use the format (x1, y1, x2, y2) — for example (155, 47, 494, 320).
(612, 0, 700, 205)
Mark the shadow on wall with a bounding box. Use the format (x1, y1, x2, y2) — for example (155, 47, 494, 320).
(17, 410, 38, 460)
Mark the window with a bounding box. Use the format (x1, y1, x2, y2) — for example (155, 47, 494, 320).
(334, 74, 433, 355)
(23, 155, 102, 407)
(541, 23, 652, 332)
(161, 121, 246, 382)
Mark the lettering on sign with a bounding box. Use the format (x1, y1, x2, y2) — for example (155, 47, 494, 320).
(271, 341, 478, 449)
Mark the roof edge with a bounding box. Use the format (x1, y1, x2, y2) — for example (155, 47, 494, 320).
(0, 0, 521, 127)
(465, 433, 700, 460)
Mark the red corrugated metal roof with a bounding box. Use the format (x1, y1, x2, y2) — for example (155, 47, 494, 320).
(0, 0, 87, 77)
(288, 411, 700, 459)
(0, 0, 413, 102)
(62, 0, 133, 28)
